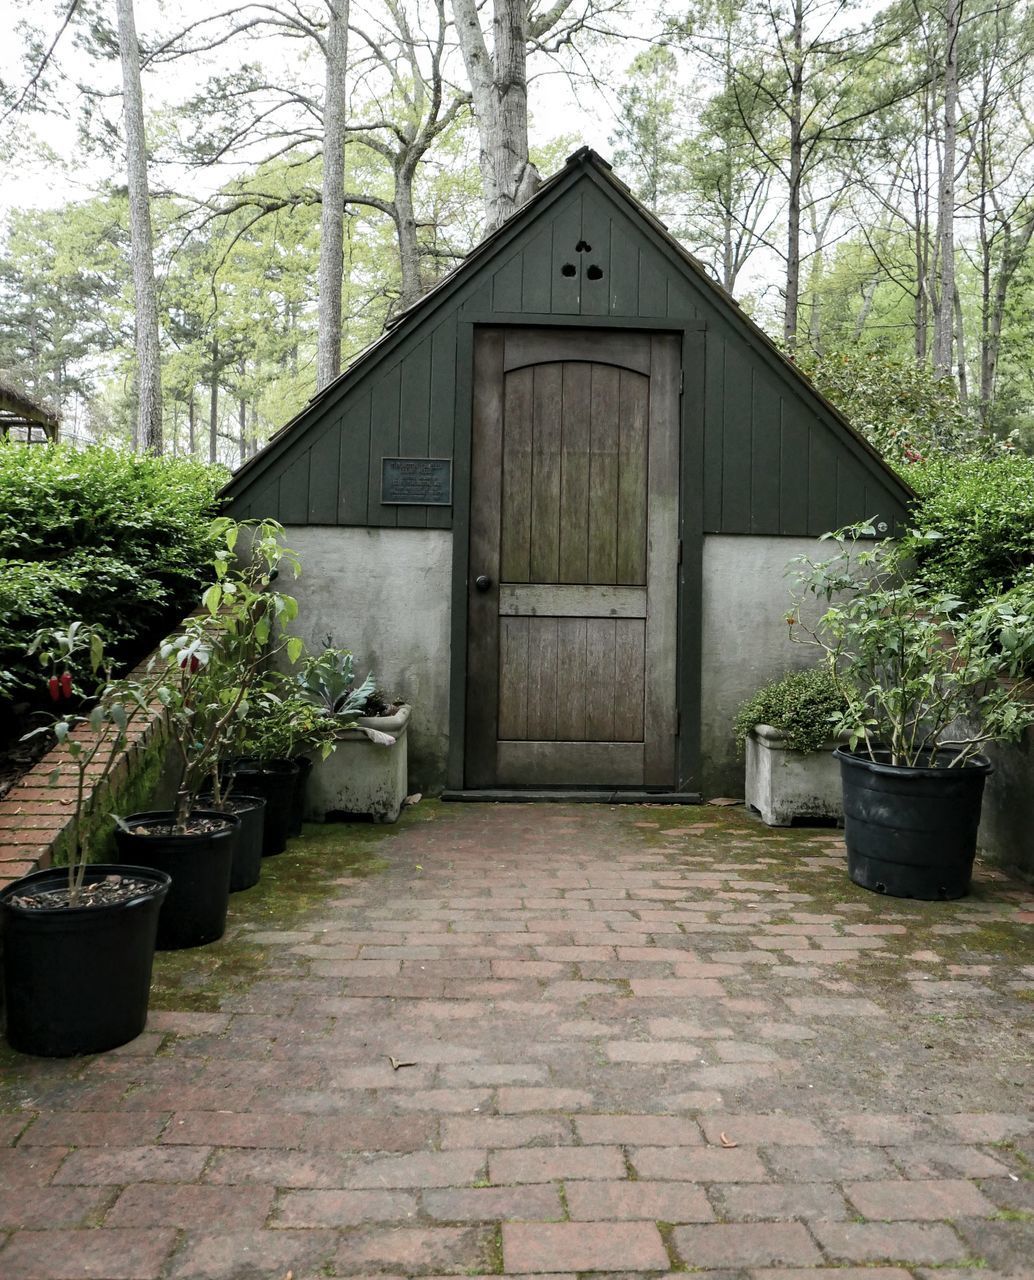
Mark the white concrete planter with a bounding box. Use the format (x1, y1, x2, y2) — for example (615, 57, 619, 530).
(745, 724, 843, 827)
(306, 705, 411, 824)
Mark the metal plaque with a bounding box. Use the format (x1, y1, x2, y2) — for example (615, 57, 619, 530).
(381, 457, 452, 506)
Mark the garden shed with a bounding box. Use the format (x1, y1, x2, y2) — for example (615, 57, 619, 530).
(223, 148, 913, 798)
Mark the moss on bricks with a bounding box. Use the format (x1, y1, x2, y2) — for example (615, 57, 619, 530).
(147, 812, 412, 1013)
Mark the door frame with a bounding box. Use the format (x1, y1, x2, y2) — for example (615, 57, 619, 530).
(447, 314, 706, 794)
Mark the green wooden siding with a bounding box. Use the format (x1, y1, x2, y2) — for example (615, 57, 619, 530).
(225, 154, 911, 537)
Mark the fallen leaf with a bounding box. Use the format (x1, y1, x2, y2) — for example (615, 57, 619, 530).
(388, 1056, 417, 1071)
(707, 797, 742, 807)
(718, 1132, 738, 1148)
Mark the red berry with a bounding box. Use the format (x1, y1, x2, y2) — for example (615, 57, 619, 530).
(48, 676, 60, 702)
(60, 671, 73, 699)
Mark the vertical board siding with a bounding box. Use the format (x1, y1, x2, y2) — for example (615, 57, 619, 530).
(397, 335, 432, 530)
(368, 363, 402, 527)
(338, 390, 371, 524)
(559, 363, 591, 583)
(550, 197, 583, 314)
(427, 314, 457, 529)
(228, 166, 910, 539)
(749, 371, 781, 534)
(307, 422, 341, 523)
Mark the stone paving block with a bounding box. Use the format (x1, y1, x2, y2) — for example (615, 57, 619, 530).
(712, 1181, 850, 1221)
(441, 1115, 573, 1150)
(303, 1115, 436, 1151)
(0, 1185, 111, 1229)
(564, 1179, 714, 1222)
(812, 1221, 968, 1264)
(19, 1112, 169, 1147)
(630, 1146, 769, 1182)
(671, 1222, 822, 1268)
(605, 1040, 703, 1063)
(497, 1087, 594, 1112)
(574, 1115, 703, 1146)
(274, 1187, 419, 1226)
(106, 1182, 275, 1229)
(502, 1221, 670, 1272)
(762, 1144, 898, 1181)
(699, 1114, 824, 1146)
(53, 1145, 211, 1185)
(161, 1111, 306, 1148)
(166, 1228, 337, 1279)
(331, 1225, 494, 1274)
(0, 1146, 69, 1190)
(490, 1146, 626, 1184)
(204, 1148, 351, 1187)
(421, 1184, 564, 1221)
(846, 1177, 1000, 1220)
(346, 1149, 486, 1188)
(0, 1228, 178, 1279)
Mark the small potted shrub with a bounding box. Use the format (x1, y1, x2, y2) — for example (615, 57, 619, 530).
(0, 624, 171, 1056)
(228, 686, 338, 852)
(791, 523, 1034, 899)
(116, 519, 301, 944)
(295, 647, 410, 823)
(735, 667, 846, 825)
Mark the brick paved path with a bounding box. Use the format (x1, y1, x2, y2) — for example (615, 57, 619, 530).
(1, 802, 1032, 1279)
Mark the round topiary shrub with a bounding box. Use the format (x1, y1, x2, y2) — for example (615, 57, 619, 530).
(734, 667, 845, 755)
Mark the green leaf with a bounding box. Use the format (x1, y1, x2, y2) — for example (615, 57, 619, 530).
(203, 584, 223, 615)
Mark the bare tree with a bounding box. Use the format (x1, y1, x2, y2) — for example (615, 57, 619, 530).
(932, 0, 963, 377)
(114, 0, 162, 451)
(317, 0, 350, 390)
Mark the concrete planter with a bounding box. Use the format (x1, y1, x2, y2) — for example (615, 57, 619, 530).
(306, 705, 411, 824)
(745, 724, 843, 827)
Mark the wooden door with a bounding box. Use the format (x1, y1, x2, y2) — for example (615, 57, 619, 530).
(466, 328, 680, 788)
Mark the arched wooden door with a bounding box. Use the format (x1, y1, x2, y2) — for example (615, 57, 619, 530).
(465, 327, 680, 788)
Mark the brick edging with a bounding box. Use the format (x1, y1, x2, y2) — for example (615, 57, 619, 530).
(0, 666, 169, 889)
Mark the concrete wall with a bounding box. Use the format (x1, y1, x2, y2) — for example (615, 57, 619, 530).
(281, 527, 453, 793)
(699, 535, 829, 796)
(281, 529, 830, 799)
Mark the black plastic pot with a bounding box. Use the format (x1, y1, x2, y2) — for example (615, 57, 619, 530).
(835, 748, 992, 900)
(198, 793, 266, 892)
(0, 864, 170, 1057)
(114, 810, 238, 949)
(227, 759, 299, 856)
(288, 756, 313, 837)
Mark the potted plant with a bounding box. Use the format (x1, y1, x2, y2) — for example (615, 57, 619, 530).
(115, 519, 302, 944)
(295, 647, 410, 824)
(791, 523, 1034, 899)
(0, 624, 171, 1056)
(226, 683, 338, 852)
(735, 667, 846, 826)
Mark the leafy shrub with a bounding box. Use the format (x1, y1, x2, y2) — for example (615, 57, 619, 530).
(905, 453, 1034, 603)
(796, 347, 993, 466)
(734, 667, 845, 755)
(0, 443, 224, 704)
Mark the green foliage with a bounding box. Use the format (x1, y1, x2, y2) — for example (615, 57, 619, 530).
(236, 688, 339, 763)
(0, 443, 224, 703)
(790, 524, 1034, 767)
(905, 453, 1034, 603)
(294, 647, 377, 720)
(796, 347, 990, 466)
(734, 667, 846, 755)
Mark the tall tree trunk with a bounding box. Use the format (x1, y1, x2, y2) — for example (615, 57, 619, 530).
(933, 0, 962, 378)
(452, 0, 540, 233)
(395, 156, 422, 308)
(316, 0, 349, 391)
(209, 338, 219, 464)
(238, 385, 247, 467)
(981, 217, 1034, 426)
(953, 283, 968, 407)
(783, 0, 804, 348)
(188, 394, 196, 455)
(114, 0, 162, 453)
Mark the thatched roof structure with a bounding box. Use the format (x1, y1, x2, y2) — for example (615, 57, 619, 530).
(0, 379, 59, 443)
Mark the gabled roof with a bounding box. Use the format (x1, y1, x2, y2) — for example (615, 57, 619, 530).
(223, 147, 913, 508)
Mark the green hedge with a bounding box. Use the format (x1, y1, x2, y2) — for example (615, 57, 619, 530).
(734, 667, 845, 755)
(906, 453, 1034, 602)
(0, 444, 225, 703)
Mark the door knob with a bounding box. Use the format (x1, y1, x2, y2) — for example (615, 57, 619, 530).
(475, 575, 492, 592)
